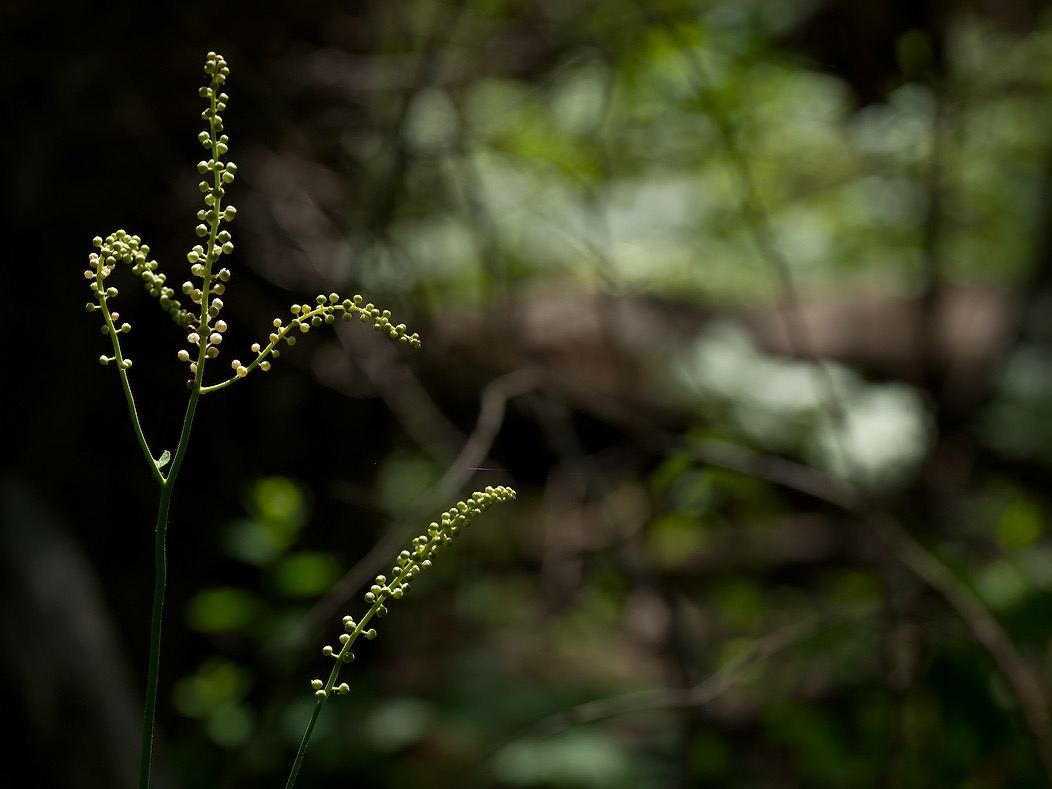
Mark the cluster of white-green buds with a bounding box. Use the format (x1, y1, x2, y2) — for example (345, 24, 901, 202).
(309, 486, 516, 700)
(176, 52, 237, 381)
(85, 54, 234, 378)
(85, 230, 194, 369)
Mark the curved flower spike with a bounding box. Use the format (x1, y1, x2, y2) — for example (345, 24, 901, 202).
(200, 294, 421, 392)
(320, 486, 515, 688)
(285, 487, 516, 789)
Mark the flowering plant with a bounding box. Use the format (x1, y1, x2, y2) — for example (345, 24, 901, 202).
(86, 52, 513, 789)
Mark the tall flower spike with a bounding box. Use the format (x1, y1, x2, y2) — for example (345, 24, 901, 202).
(180, 51, 238, 380)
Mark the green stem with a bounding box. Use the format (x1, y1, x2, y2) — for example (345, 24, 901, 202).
(137, 385, 201, 789)
(97, 290, 165, 484)
(284, 700, 325, 789)
(284, 564, 403, 788)
(117, 366, 166, 484)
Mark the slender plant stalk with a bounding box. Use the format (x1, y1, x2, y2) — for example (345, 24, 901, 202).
(136, 385, 201, 788)
(284, 704, 323, 789)
(138, 481, 172, 789)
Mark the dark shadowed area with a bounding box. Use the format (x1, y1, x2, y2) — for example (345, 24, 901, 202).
(4, 0, 1052, 786)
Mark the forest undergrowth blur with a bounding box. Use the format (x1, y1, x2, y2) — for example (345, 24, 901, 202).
(5, 0, 1052, 786)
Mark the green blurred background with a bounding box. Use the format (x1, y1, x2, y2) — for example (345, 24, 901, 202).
(4, 0, 1052, 786)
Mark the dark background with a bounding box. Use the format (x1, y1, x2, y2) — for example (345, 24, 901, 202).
(4, 0, 1052, 786)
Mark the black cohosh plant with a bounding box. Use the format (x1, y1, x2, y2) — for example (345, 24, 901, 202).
(86, 52, 515, 789)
